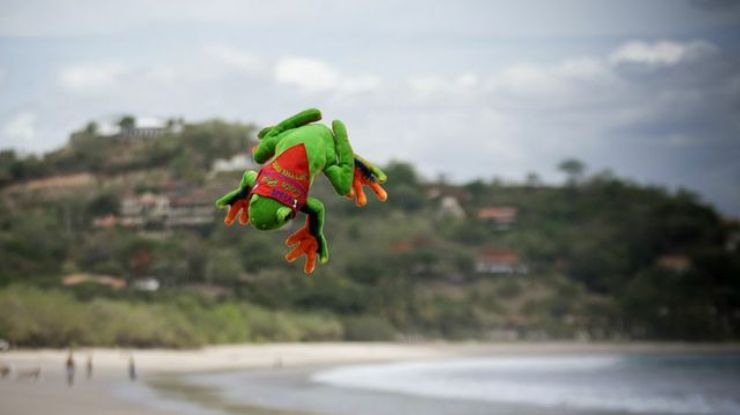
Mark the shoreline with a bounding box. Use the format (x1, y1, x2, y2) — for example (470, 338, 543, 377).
(1, 342, 739, 415)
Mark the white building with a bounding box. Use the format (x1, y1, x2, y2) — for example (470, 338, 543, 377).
(438, 195, 466, 219)
(211, 154, 258, 174)
(96, 115, 183, 138)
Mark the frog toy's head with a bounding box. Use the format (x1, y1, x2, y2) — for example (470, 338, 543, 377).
(248, 194, 293, 231)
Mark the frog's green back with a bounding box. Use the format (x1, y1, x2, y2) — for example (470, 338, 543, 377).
(273, 123, 335, 182)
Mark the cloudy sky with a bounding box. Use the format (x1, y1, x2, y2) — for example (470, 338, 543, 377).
(1, 0, 739, 214)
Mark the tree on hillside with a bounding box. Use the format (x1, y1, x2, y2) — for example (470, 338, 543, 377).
(525, 172, 542, 187)
(0, 150, 17, 185)
(84, 122, 98, 135)
(558, 158, 586, 185)
(383, 161, 424, 211)
(118, 116, 136, 130)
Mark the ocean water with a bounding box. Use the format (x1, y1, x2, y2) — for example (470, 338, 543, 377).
(313, 353, 740, 415)
(152, 353, 740, 415)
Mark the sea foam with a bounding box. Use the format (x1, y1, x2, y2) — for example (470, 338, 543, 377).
(312, 355, 740, 414)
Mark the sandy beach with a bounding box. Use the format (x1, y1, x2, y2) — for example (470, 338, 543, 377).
(1, 342, 739, 415)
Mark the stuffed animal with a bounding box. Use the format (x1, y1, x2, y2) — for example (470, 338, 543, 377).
(216, 108, 388, 274)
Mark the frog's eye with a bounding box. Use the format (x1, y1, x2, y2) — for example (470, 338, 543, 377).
(276, 206, 292, 223)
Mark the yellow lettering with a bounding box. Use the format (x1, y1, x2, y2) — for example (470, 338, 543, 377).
(271, 161, 307, 181)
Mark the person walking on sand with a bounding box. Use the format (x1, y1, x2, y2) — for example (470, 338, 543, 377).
(1, 360, 11, 378)
(65, 352, 76, 386)
(86, 354, 93, 380)
(128, 356, 136, 381)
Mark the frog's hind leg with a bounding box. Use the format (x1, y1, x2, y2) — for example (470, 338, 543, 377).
(324, 119, 355, 196)
(285, 197, 328, 274)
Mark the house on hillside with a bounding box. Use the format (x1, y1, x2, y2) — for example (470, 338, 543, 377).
(211, 154, 258, 174)
(475, 248, 527, 274)
(132, 277, 160, 292)
(425, 184, 471, 201)
(116, 184, 218, 229)
(656, 254, 691, 273)
(62, 273, 126, 289)
(120, 192, 171, 227)
(98, 116, 183, 139)
(438, 196, 466, 219)
(95, 181, 220, 230)
(425, 184, 470, 219)
(477, 206, 517, 230)
(92, 214, 117, 229)
(391, 235, 433, 253)
(167, 189, 216, 227)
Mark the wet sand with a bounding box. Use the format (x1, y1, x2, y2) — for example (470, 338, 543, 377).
(1, 342, 738, 415)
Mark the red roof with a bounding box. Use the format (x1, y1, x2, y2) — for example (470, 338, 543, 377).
(391, 235, 433, 253)
(478, 207, 517, 222)
(656, 254, 690, 272)
(62, 274, 126, 289)
(477, 248, 519, 265)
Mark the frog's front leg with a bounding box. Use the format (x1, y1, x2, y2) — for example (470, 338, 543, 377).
(324, 120, 388, 206)
(324, 119, 355, 196)
(215, 170, 258, 225)
(284, 197, 328, 275)
(348, 156, 388, 207)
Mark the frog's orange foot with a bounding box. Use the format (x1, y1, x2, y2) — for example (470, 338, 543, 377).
(224, 199, 250, 226)
(285, 222, 319, 275)
(347, 167, 388, 207)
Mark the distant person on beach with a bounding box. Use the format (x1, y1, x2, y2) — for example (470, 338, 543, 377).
(1, 361, 11, 378)
(128, 356, 136, 381)
(86, 354, 93, 379)
(65, 352, 75, 386)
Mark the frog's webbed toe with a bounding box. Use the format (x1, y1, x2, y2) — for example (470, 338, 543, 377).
(284, 216, 328, 275)
(348, 156, 388, 207)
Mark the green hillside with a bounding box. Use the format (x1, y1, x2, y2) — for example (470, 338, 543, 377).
(0, 117, 738, 347)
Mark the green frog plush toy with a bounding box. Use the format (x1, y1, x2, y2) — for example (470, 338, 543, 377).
(216, 108, 388, 274)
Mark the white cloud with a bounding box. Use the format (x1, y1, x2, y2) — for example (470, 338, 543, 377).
(58, 62, 128, 92)
(55, 49, 263, 101)
(338, 75, 382, 95)
(408, 73, 479, 95)
(276, 57, 341, 92)
(143, 66, 179, 84)
(408, 75, 445, 94)
(608, 40, 718, 66)
(206, 44, 266, 75)
(488, 64, 566, 97)
(457, 73, 478, 88)
(482, 58, 622, 110)
(556, 58, 610, 81)
(275, 57, 381, 94)
(2, 112, 37, 143)
(412, 40, 717, 110)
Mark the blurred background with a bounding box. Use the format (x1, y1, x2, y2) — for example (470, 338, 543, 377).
(1, 0, 739, 358)
(1, 2, 740, 415)
(0, 0, 740, 347)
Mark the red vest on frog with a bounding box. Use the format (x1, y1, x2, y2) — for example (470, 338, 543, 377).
(251, 143, 310, 216)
